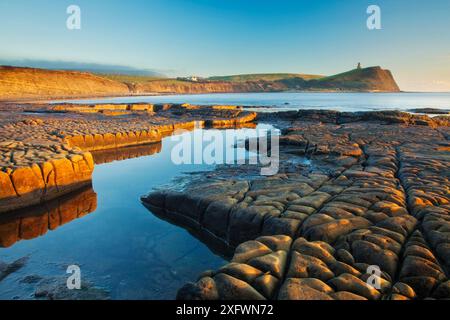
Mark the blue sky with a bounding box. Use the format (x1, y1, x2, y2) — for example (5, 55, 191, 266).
(0, 0, 449, 91)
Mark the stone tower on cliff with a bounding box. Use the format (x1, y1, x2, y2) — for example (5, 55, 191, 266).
(357, 62, 362, 70)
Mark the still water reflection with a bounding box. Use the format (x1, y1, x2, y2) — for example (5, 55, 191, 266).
(0, 127, 266, 300)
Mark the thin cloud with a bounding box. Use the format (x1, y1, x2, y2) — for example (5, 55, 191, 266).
(0, 59, 167, 77)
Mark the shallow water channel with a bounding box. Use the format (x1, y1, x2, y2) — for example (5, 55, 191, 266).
(0, 125, 276, 300)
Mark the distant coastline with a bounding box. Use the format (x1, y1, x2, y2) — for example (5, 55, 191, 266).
(0, 65, 401, 102)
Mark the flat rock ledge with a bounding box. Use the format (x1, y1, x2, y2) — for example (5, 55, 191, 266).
(0, 153, 94, 213)
(142, 110, 450, 300)
(0, 103, 256, 213)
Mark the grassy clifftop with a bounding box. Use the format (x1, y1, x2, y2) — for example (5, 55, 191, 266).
(304, 66, 401, 92)
(130, 67, 400, 94)
(208, 73, 324, 82)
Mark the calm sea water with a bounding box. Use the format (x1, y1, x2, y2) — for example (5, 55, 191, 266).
(0, 127, 269, 300)
(58, 92, 450, 112)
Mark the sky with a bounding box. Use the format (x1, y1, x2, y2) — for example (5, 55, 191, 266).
(0, 0, 449, 92)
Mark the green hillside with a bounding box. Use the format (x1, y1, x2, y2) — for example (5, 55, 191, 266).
(208, 73, 324, 82)
(95, 66, 400, 93)
(98, 74, 166, 84)
(305, 66, 400, 91)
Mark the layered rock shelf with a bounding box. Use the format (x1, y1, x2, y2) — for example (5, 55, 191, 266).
(0, 103, 256, 213)
(64, 122, 191, 152)
(142, 110, 450, 300)
(0, 152, 94, 214)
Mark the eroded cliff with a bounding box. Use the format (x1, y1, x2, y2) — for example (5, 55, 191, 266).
(0, 65, 401, 101)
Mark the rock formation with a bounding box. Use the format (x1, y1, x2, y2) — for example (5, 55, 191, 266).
(0, 103, 256, 213)
(142, 110, 449, 300)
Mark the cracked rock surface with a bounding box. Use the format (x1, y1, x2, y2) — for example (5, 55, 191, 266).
(142, 110, 450, 300)
(0, 103, 256, 213)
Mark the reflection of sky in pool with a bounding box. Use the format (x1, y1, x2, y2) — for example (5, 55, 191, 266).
(0, 126, 275, 300)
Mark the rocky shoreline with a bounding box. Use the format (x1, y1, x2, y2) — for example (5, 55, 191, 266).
(1, 102, 449, 300)
(0, 102, 256, 213)
(142, 110, 450, 300)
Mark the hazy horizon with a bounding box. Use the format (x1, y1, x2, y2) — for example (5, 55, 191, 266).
(1, 0, 449, 92)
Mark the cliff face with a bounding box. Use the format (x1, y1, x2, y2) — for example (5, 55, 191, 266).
(303, 66, 401, 92)
(132, 67, 400, 94)
(132, 80, 286, 94)
(0, 66, 130, 101)
(0, 65, 401, 101)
